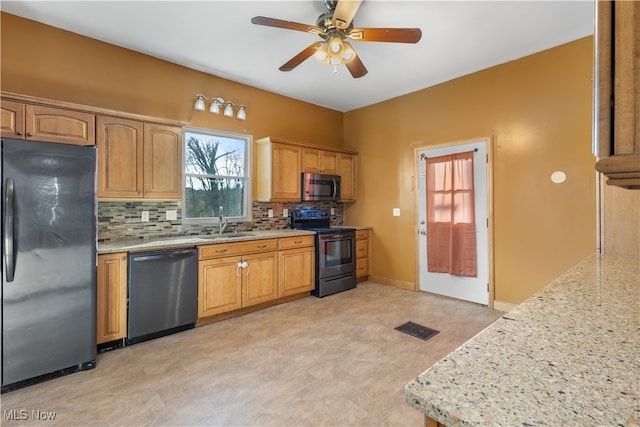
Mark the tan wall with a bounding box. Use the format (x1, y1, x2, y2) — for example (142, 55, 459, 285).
(2, 13, 599, 304)
(0, 12, 344, 193)
(343, 37, 596, 304)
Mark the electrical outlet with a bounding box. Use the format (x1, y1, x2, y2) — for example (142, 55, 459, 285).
(141, 211, 150, 222)
(268, 209, 274, 218)
(283, 208, 289, 217)
(330, 208, 335, 215)
(166, 210, 177, 221)
(393, 208, 401, 217)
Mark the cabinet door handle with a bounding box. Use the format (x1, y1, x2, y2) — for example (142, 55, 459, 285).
(26, 132, 33, 137)
(16, 131, 23, 136)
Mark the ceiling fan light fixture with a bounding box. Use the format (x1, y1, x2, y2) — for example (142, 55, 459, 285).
(315, 43, 329, 63)
(342, 41, 355, 62)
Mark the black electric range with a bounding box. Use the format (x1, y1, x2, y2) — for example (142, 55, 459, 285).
(290, 209, 357, 297)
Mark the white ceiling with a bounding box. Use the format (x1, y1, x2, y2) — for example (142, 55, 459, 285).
(1, 0, 594, 112)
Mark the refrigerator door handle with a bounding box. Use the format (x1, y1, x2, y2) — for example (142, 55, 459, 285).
(4, 178, 15, 282)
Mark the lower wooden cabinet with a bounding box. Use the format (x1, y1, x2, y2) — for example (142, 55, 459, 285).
(355, 229, 370, 280)
(198, 256, 243, 317)
(96, 253, 128, 344)
(278, 236, 315, 297)
(198, 236, 315, 319)
(198, 239, 279, 318)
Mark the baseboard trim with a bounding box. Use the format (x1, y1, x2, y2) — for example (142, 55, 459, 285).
(368, 275, 415, 291)
(493, 300, 518, 312)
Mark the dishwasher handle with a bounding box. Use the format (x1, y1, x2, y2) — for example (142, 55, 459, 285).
(131, 249, 196, 263)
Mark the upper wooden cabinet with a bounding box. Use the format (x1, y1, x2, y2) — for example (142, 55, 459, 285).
(302, 148, 339, 174)
(1, 100, 24, 138)
(97, 116, 182, 200)
(256, 136, 358, 202)
(256, 137, 302, 202)
(97, 116, 144, 198)
(1, 100, 94, 146)
(339, 153, 356, 202)
(594, 0, 640, 189)
(143, 124, 182, 200)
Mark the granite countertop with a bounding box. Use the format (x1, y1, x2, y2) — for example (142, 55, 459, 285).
(98, 229, 316, 254)
(405, 254, 640, 426)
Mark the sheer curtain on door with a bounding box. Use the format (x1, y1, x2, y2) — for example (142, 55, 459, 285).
(426, 151, 477, 277)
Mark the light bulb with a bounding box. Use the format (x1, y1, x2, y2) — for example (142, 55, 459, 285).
(236, 106, 246, 120)
(223, 103, 234, 117)
(194, 95, 206, 111)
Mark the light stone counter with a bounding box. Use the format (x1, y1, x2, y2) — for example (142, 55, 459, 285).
(405, 254, 640, 426)
(98, 229, 315, 254)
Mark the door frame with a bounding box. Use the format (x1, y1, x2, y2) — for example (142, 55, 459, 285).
(412, 136, 495, 308)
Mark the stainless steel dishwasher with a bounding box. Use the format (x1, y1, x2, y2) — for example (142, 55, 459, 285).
(127, 248, 198, 345)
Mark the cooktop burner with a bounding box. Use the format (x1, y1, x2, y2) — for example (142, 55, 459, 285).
(289, 209, 354, 233)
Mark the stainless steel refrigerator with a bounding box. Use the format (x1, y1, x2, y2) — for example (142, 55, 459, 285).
(1, 138, 97, 393)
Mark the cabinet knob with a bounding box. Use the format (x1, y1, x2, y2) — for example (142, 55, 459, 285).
(16, 131, 23, 136)
(26, 132, 33, 137)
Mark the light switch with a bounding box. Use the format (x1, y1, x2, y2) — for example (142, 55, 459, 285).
(393, 208, 401, 217)
(141, 211, 150, 222)
(166, 210, 177, 221)
(330, 208, 335, 215)
(268, 209, 274, 218)
(283, 208, 289, 217)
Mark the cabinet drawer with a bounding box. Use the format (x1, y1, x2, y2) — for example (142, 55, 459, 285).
(355, 229, 369, 240)
(355, 239, 368, 259)
(356, 258, 369, 278)
(278, 235, 315, 250)
(199, 239, 278, 259)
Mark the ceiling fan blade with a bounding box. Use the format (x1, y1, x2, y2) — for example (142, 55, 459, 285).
(251, 16, 323, 35)
(349, 28, 422, 43)
(279, 42, 324, 72)
(332, 0, 362, 30)
(345, 54, 368, 78)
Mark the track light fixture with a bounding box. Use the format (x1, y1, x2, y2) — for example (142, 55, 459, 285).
(193, 94, 247, 120)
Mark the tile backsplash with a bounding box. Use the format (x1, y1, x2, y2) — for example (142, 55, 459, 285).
(98, 201, 344, 242)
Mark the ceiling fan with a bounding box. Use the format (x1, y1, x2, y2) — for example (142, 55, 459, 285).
(251, 0, 422, 78)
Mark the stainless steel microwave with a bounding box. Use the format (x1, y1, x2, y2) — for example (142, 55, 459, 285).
(301, 172, 341, 201)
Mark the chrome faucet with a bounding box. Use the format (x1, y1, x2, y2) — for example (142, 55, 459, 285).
(218, 205, 228, 235)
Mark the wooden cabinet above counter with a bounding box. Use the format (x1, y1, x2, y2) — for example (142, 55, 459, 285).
(1, 92, 184, 201)
(1, 99, 95, 145)
(97, 116, 182, 200)
(594, 1, 640, 189)
(255, 136, 358, 203)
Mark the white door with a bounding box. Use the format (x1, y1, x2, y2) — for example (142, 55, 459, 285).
(417, 140, 489, 305)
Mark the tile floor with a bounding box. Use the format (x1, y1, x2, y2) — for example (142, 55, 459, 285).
(1, 282, 504, 426)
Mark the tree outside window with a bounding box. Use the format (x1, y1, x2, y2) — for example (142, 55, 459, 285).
(183, 128, 251, 222)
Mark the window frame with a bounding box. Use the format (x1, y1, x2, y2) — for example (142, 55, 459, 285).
(182, 126, 252, 225)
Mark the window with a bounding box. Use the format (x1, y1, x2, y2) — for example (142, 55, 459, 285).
(183, 127, 251, 223)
